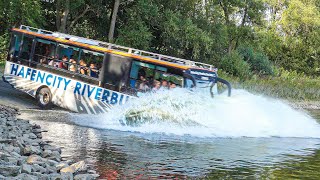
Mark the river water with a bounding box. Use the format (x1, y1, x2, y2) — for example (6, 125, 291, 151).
(19, 89, 320, 179)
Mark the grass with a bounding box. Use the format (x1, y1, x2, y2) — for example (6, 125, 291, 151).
(219, 70, 320, 102)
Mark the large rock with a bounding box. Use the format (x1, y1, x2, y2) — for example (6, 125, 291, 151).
(60, 161, 87, 174)
(0, 165, 21, 176)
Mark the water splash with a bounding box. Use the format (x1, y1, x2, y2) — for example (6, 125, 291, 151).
(71, 89, 320, 138)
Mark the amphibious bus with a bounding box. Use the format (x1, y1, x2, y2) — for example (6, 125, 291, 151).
(2, 25, 231, 114)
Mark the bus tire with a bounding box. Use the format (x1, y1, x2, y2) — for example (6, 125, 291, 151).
(36, 87, 53, 109)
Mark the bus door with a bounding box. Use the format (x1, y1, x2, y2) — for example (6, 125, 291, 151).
(99, 53, 132, 92)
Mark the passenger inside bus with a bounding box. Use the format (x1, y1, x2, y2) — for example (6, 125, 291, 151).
(79, 59, 88, 75)
(69, 59, 77, 72)
(161, 79, 168, 88)
(169, 81, 177, 89)
(48, 56, 55, 66)
(58, 55, 68, 70)
(138, 75, 149, 91)
(89, 62, 98, 78)
(152, 80, 161, 91)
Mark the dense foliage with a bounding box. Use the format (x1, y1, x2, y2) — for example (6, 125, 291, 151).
(0, 0, 319, 89)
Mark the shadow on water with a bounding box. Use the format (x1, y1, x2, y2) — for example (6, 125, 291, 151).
(19, 109, 320, 179)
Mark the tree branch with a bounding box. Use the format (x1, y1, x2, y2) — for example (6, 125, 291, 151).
(219, 1, 230, 25)
(68, 4, 92, 32)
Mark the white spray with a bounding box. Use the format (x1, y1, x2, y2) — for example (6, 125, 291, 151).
(71, 89, 320, 138)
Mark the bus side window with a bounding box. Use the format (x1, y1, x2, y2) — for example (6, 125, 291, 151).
(129, 61, 155, 92)
(33, 39, 56, 66)
(18, 36, 33, 65)
(57, 44, 80, 71)
(79, 49, 103, 78)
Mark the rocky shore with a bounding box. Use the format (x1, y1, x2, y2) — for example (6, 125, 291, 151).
(0, 105, 99, 179)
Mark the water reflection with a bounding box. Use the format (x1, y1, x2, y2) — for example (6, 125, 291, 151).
(19, 110, 320, 179)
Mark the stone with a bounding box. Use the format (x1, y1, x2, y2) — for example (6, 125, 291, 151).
(60, 172, 73, 180)
(26, 154, 44, 164)
(3, 157, 18, 165)
(32, 164, 47, 174)
(28, 133, 37, 139)
(47, 159, 58, 167)
(0, 165, 21, 176)
(12, 139, 25, 153)
(48, 151, 61, 162)
(42, 149, 52, 158)
(3, 144, 20, 153)
(6, 120, 15, 126)
(46, 165, 57, 174)
(65, 160, 74, 165)
(60, 161, 86, 174)
(17, 156, 28, 166)
(30, 172, 49, 180)
(56, 162, 69, 171)
(22, 164, 33, 174)
(7, 132, 17, 139)
(49, 173, 63, 180)
(74, 174, 97, 180)
(0, 151, 11, 159)
(14, 173, 38, 180)
(10, 151, 22, 158)
(23, 145, 42, 156)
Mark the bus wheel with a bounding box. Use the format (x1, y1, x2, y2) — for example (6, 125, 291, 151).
(36, 87, 53, 109)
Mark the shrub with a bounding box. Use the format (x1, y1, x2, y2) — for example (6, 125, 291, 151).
(220, 51, 252, 80)
(238, 46, 274, 75)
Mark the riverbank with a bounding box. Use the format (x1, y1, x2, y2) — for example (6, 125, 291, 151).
(0, 104, 99, 179)
(219, 71, 320, 110)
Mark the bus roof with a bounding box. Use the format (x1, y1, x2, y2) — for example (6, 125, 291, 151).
(12, 25, 216, 72)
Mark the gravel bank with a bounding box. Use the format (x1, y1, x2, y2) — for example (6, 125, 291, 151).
(0, 105, 99, 179)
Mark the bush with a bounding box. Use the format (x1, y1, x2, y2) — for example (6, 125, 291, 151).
(238, 46, 274, 75)
(220, 51, 252, 80)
